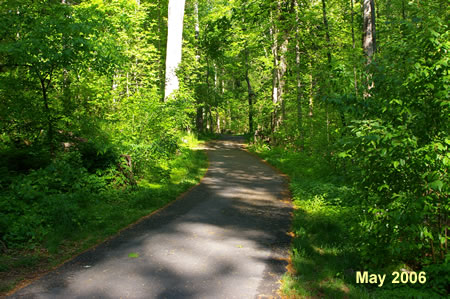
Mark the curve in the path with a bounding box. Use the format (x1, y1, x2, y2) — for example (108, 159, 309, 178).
(9, 138, 292, 299)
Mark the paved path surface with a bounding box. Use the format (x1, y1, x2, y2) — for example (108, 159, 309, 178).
(10, 137, 292, 299)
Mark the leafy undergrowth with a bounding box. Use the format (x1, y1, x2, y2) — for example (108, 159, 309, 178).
(0, 135, 208, 295)
(249, 144, 444, 299)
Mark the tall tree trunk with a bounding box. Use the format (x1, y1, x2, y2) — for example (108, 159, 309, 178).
(278, 38, 288, 123)
(207, 106, 213, 133)
(321, 0, 331, 139)
(216, 110, 221, 133)
(164, 0, 186, 100)
(37, 70, 53, 149)
(205, 58, 213, 133)
(196, 107, 204, 132)
(245, 67, 255, 134)
(270, 16, 279, 132)
(363, 0, 376, 95)
(308, 64, 315, 139)
(157, 0, 166, 101)
(294, 0, 304, 150)
(194, 0, 204, 132)
(194, 1, 200, 44)
(270, 1, 289, 134)
(363, 0, 376, 64)
(321, 0, 332, 67)
(321, 0, 338, 145)
(351, 0, 358, 97)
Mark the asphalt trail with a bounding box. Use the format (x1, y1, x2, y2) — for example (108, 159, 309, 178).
(9, 137, 292, 299)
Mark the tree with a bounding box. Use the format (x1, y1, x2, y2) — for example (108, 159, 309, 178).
(0, 1, 95, 147)
(270, 0, 291, 134)
(362, 0, 376, 63)
(362, 0, 376, 96)
(294, 0, 304, 149)
(164, 0, 186, 100)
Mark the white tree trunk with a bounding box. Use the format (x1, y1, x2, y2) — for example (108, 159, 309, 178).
(194, 0, 199, 40)
(164, 0, 186, 100)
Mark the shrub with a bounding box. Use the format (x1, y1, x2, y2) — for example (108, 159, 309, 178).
(340, 120, 448, 266)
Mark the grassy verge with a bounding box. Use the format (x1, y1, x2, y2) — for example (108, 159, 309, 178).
(0, 136, 208, 295)
(249, 145, 443, 298)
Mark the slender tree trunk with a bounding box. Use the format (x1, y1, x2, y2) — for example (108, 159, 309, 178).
(294, 0, 304, 150)
(351, 0, 358, 97)
(158, 0, 166, 101)
(270, 17, 279, 132)
(245, 68, 254, 134)
(270, 1, 289, 135)
(207, 106, 213, 133)
(194, 0, 204, 132)
(321, 0, 339, 144)
(309, 68, 314, 118)
(164, 0, 186, 100)
(194, 0, 200, 48)
(37, 72, 53, 148)
(216, 110, 221, 133)
(363, 0, 376, 64)
(321, 0, 332, 66)
(205, 58, 213, 133)
(363, 0, 376, 95)
(309, 65, 315, 138)
(244, 55, 254, 134)
(196, 107, 204, 132)
(278, 38, 288, 123)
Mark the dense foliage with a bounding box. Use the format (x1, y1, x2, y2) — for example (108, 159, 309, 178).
(251, 145, 448, 297)
(0, 0, 448, 296)
(188, 0, 448, 296)
(0, 0, 207, 293)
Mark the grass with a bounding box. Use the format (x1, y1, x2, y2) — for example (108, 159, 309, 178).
(0, 136, 208, 295)
(249, 144, 443, 298)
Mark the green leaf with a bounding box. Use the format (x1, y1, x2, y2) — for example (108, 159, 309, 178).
(338, 151, 350, 158)
(128, 252, 139, 258)
(378, 184, 389, 191)
(429, 180, 443, 192)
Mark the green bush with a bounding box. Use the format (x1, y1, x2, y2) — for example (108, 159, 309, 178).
(340, 121, 449, 266)
(0, 150, 109, 248)
(78, 141, 119, 173)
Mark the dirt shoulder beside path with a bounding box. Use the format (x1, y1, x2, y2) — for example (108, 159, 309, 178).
(9, 137, 292, 299)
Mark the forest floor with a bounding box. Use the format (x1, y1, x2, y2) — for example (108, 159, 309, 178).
(7, 137, 292, 298)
